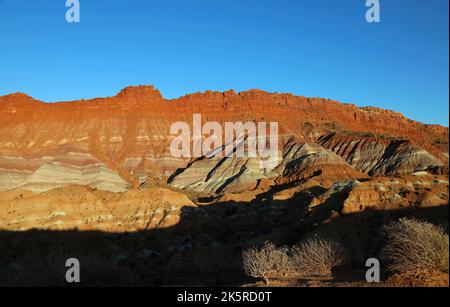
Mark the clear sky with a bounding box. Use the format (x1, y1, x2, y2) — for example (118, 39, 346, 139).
(0, 0, 448, 125)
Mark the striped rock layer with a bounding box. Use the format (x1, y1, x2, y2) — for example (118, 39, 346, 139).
(0, 86, 448, 194)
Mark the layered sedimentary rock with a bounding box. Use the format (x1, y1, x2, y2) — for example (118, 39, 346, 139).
(168, 137, 367, 193)
(276, 139, 364, 186)
(0, 86, 449, 288)
(0, 85, 448, 194)
(318, 132, 445, 177)
(0, 186, 195, 231)
(308, 173, 449, 215)
(168, 155, 275, 194)
(0, 146, 129, 193)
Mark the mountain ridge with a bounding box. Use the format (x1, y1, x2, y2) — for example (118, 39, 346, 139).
(1, 84, 449, 131)
(0, 85, 448, 194)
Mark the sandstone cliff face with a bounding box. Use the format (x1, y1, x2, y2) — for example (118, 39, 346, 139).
(0, 85, 448, 194)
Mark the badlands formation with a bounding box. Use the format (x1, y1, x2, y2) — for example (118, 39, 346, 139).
(0, 85, 448, 286)
(0, 85, 447, 195)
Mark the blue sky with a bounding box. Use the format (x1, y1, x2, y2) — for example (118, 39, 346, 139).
(0, 0, 448, 125)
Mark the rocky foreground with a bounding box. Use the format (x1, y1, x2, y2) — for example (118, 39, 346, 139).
(0, 86, 448, 286)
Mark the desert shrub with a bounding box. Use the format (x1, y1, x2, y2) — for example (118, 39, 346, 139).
(290, 237, 345, 276)
(381, 218, 449, 273)
(242, 242, 290, 285)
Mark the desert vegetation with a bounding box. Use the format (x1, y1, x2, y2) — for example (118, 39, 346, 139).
(381, 218, 449, 274)
(242, 242, 289, 285)
(242, 238, 346, 284)
(290, 238, 345, 277)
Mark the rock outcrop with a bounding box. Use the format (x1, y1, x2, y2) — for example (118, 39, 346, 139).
(308, 173, 449, 215)
(318, 132, 445, 176)
(0, 85, 448, 194)
(0, 146, 129, 193)
(0, 186, 195, 231)
(276, 139, 365, 186)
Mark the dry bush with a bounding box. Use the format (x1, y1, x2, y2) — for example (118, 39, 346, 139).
(290, 238, 345, 276)
(272, 246, 291, 273)
(381, 218, 449, 274)
(242, 242, 290, 285)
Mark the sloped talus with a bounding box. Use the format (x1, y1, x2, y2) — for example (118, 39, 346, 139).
(0, 146, 129, 193)
(168, 152, 278, 194)
(0, 186, 195, 231)
(276, 139, 365, 186)
(168, 138, 365, 194)
(318, 132, 445, 176)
